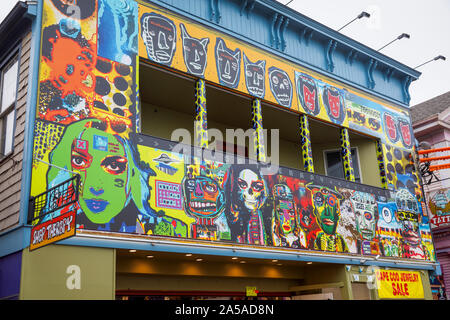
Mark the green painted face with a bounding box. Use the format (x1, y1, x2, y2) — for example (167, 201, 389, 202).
(310, 187, 341, 235)
(70, 128, 129, 224)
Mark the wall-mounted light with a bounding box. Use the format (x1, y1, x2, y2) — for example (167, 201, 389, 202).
(414, 55, 446, 69)
(378, 33, 410, 51)
(338, 11, 371, 31)
(129, 249, 136, 253)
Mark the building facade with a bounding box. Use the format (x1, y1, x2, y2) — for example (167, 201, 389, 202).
(0, 0, 438, 300)
(411, 91, 450, 300)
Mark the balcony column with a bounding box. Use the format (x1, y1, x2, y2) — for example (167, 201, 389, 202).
(299, 114, 314, 173)
(194, 79, 208, 148)
(339, 127, 355, 182)
(375, 140, 388, 189)
(251, 99, 266, 162)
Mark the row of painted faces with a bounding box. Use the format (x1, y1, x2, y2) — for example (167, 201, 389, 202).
(41, 119, 430, 258)
(140, 11, 414, 149)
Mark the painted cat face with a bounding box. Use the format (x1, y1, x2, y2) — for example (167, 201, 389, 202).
(398, 118, 413, 148)
(269, 67, 292, 108)
(215, 38, 241, 88)
(243, 53, 265, 98)
(297, 73, 319, 115)
(323, 86, 345, 124)
(141, 12, 176, 66)
(180, 23, 209, 77)
(384, 113, 399, 143)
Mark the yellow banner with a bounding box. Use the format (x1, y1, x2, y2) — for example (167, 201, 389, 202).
(375, 269, 424, 299)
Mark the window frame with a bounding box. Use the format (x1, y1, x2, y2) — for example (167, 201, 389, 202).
(0, 46, 21, 160)
(323, 146, 363, 183)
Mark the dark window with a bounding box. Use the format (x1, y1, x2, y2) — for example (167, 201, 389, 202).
(0, 54, 19, 157)
(324, 148, 361, 183)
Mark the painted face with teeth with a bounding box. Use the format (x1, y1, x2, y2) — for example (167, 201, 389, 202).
(352, 192, 377, 241)
(141, 12, 176, 66)
(243, 53, 265, 98)
(237, 169, 266, 211)
(269, 67, 292, 108)
(184, 176, 225, 219)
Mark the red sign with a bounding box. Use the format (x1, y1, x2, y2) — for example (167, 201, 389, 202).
(30, 210, 76, 251)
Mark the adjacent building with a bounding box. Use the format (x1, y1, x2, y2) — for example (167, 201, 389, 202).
(0, 0, 438, 300)
(411, 91, 450, 300)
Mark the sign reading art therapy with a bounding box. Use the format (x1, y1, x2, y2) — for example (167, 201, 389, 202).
(30, 210, 77, 251)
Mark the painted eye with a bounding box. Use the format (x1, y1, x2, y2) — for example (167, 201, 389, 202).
(272, 76, 279, 85)
(364, 212, 373, 220)
(149, 30, 155, 36)
(246, 70, 252, 77)
(251, 181, 264, 193)
(71, 155, 88, 169)
(101, 156, 128, 175)
(283, 79, 289, 86)
(204, 182, 217, 193)
(237, 178, 248, 189)
(314, 193, 324, 205)
(168, 35, 173, 41)
(328, 196, 336, 206)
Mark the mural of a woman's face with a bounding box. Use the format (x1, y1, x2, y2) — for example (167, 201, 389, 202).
(70, 128, 129, 224)
(236, 169, 265, 211)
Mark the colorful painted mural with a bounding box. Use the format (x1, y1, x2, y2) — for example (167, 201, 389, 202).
(30, 0, 434, 262)
(428, 189, 450, 229)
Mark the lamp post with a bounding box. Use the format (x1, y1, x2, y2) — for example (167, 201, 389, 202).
(414, 55, 446, 69)
(337, 11, 371, 31)
(378, 33, 410, 51)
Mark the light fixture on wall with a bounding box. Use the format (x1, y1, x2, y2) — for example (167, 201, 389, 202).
(414, 55, 446, 69)
(377, 33, 410, 51)
(337, 11, 371, 31)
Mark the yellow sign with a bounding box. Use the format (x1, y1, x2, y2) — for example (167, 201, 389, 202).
(246, 286, 258, 297)
(375, 269, 424, 299)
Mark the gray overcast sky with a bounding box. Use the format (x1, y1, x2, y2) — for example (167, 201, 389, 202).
(1, 0, 449, 106)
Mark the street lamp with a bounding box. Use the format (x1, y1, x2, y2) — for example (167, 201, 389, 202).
(337, 11, 371, 31)
(414, 55, 446, 69)
(377, 33, 410, 51)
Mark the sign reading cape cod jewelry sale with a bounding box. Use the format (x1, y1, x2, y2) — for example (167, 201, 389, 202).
(30, 210, 76, 251)
(375, 269, 424, 299)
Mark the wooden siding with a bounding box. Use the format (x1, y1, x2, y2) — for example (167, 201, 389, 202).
(0, 30, 32, 232)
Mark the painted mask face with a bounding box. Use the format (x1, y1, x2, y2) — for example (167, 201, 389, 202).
(141, 13, 176, 66)
(398, 118, 413, 148)
(384, 113, 398, 143)
(236, 169, 265, 211)
(397, 211, 421, 246)
(323, 86, 345, 124)
(215, 38, 241, 88)
(273, 184, 296, 235)
(309, 186, 342, 235)
(243, 53, 265, 98)
(71, 129, 129, 224)
(352, 192, 377, 240)
(297, 74, 319, 116)
(44, 29, 95, 98)
(184, 176, 225, 219)
(180, 23, 209, 77)
(269, 67, 292, 108)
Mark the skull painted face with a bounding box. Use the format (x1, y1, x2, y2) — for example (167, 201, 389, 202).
(141, 12, 176, 66)
(243, 53, 265, 98)
(269, 67, 292, 108)
(184, 176, 225, 219)
(70, 128, 129, 224)
(395, 189, 421, 246)
(273, 184, 296, 235)
(236, 169, 265, 211)
(308, 185, 343, 235)
(352, 191, 377, 240)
